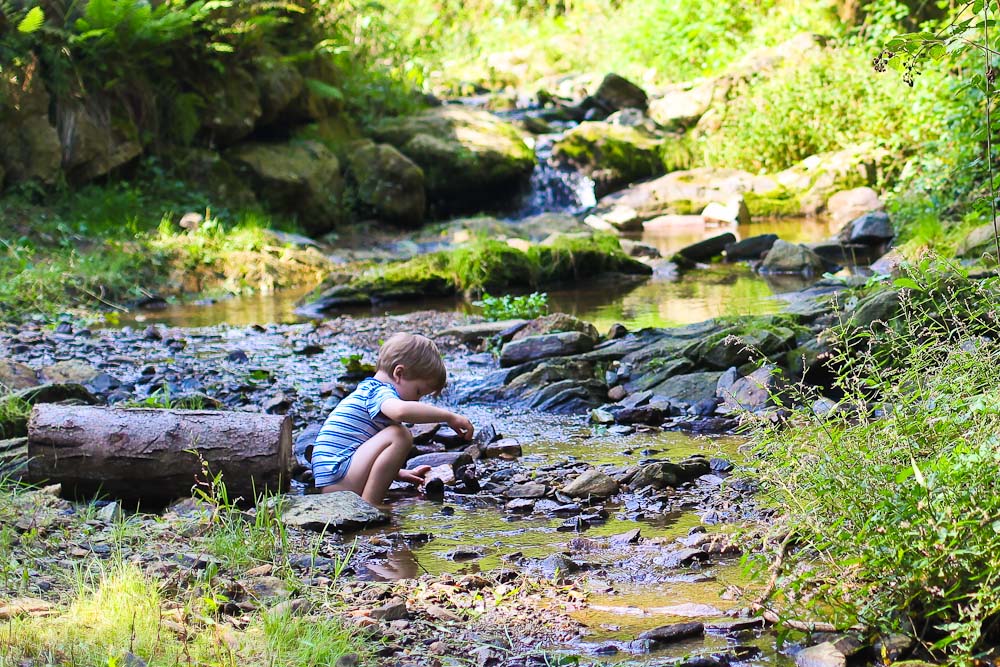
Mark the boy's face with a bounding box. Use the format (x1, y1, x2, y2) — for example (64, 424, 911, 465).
(393, 367, 437, 401)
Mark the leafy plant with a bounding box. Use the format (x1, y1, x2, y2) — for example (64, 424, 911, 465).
(339, 352, 375, 375)
(475, 291, 549, 321)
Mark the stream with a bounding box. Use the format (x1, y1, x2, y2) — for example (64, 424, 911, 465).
(110, 110, 858, 665)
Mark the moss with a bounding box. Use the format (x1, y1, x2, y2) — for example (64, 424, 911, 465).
(744, 188, 803, 217)
(322, 234, 652, 304)
(553, 122, 663, 184)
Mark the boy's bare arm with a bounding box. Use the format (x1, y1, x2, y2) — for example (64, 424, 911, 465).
(380, 398, 474, 439)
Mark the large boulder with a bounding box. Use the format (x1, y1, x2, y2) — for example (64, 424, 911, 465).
(280, 492, 388, 532)
(57, 101, 142, 183)
(648, 79, 722, 129)
(253, 55, 305, 126)
(345, 139, 425, 227)
(773, 145, 888, 215)
(552, 121, 667, 196)
(372, 107, 535, 213)
(227, 141, 344, 234)
(196, 67, 262, 145)
(836, 211, 894, 245)
(593, 73, 648, 112)
(510, 313, 599, 342)
(0, 62, 61, 186)
(827, 186, 884, 225)
(500, 331, 596, 367)
(759, 240, 829, 276)
(165, 147, 258, 208)
(956, 223, 1000, 259)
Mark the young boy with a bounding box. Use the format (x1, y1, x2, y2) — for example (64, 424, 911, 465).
(311, 332, 474, 506)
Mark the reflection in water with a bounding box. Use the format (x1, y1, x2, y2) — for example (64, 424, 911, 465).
(362, 547, 422, 581)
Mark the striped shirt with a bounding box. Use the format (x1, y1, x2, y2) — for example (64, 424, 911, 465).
(311, 378, 400, 484)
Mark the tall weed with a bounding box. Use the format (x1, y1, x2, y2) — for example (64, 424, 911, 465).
(746, 258, 1000, 660)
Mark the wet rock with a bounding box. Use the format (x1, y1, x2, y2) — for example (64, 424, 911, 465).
(655, 548, 710, 568)
(609, 528, 642, 545)
(345, 140, 426, 227)
(510, 313, 599, 342)
(539, 553, 580, 577)
(506, 482, 547, 499)
(552, 121, 665, 197)
(591, 408, 616, 425)
(433, 425, 469, 448)
(637, 621, 704, 644)
(505, 498, 536, 512)
(673, 233, 737, 267)
(615, 405, 668, 425)
(483, 438, 522, 458)
(562, 469, 619, 499)
(724, 234, 778, 261)
(279, 492, 388, 532)
(499, 332, 596, 367)
(705, 617, 766, 634)
(594, 73, 648, 112)
(717, 364, 785, 413)
(647, 371, 724, 406)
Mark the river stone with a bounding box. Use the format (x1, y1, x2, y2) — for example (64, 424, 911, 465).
(346, 139, 425, 227)
(673, 233, 737, 266)
(848, 290, 900, 329)
(594, 73, 648, 112)
(280, 492, 387, 532)
(499, 332, 596, 367)
(510, 313, 599, 342)
(794, 642, 847, 667)
(827, 186, 884, 225)
(648, 80, 716, 129)
(724, 234, 778, 261)
(39, 361, 100, 385)
(615, 405, 668, 425)
(539, 553, 580, 578)
(483, 438, 522, 458)
(438, 319, 527, 343)
(0, 360, 39, 391)
(837, 211, 893, 244)
(648, 371, 724, 406)
(562, 469, 619, 499)
(631, 461, 685, 489)
(637, 622, 704, 644)
(717, 364, 784, 413)
(760, 240, 829, 275)
(704, 617, 766, 634)
(702, 199, 749, 225)
(507, 482, 547, 499)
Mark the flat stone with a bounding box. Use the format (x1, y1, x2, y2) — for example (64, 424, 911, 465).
(483, 438, 522, 458)
(499, 331, 596, 368)
(39, 360, 100, 384)
(439, 320, 528, 343)
(637, 621, 704, 644)
(705, 617, 766, 634)
(371, 598, 408, 621)
(280, 492, 388, 532)
(406, 451, 472, 472)
(562, 469, 619, 499)
(506, 482, 547, 499)
(0, 360, 39, 391)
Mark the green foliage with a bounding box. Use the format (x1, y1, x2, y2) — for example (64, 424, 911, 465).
(340, 352, 375, 375)
(747, 259, 1000, 660)
(475, 291, 549, 321)
(17, 7, 44, 34)
(699, 47, 943, 173)
(0, 391, 30, 438)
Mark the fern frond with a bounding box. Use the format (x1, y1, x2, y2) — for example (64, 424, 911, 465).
(17, 5, 44, 33)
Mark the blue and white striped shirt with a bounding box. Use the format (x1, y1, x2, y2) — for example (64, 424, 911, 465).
(311, 378, 400, 483)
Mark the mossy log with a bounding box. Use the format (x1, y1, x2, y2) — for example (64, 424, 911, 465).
(27, 406, 292, 501)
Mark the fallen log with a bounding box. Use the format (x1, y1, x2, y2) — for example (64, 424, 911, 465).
(28, 405, 292, 502)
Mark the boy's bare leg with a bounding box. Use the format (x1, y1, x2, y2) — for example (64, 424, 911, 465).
(320, 425, 413, 505)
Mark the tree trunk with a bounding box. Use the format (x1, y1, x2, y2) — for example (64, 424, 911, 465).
(27, 405, 292, 502)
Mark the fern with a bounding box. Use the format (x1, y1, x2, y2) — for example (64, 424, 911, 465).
(17, 6, 44, 33)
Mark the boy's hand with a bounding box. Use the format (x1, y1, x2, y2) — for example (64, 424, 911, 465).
(447, 412, 474, 440)
(397, 465, 431, 485)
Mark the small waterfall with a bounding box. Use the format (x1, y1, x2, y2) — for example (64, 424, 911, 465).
(511, 134, 596, 219)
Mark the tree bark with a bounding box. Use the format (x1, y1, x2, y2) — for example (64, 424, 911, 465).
(27, 405, 292, 502)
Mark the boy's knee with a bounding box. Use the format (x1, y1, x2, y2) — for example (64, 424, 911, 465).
(387, 424, 413, 444)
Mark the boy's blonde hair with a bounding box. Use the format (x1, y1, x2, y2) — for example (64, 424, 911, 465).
(377, 333, 447, 391)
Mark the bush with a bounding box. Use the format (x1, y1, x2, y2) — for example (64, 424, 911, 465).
(698, 48, 950, 173)
(746, 258, 1000, 660)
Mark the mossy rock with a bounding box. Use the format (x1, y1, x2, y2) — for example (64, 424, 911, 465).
(254, 53, 305, 126)
(227, 140, 344, 234)
(345, 139, 425, 227)
(195, 66, 262, 145)
(743, 188, 803, 217)
(164, 147, 258, 209)
(373, 107, 535, 213)
(552, 121, 664, 197)
(683, 321, 797, 370)
(956, 223, 999, 259)
(300, 234, 650, 314)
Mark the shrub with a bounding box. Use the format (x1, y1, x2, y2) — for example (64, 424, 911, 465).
(745, 258, 1000, 660)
